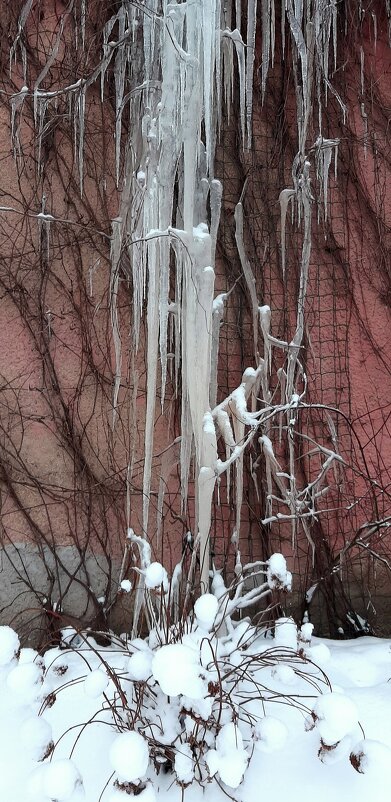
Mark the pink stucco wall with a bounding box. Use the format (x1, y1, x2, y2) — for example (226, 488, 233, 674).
(0, 2, 390, 638)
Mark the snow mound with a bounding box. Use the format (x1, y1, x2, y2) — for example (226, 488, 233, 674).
(194, 594, 219, 631)
(84, 669, 109, 698)
(19, 648, 42, 665)
(350, 739, 391, 776)
(20, 715, 53, 761)
(312, 693, 358, 745)
(43, 759, 83, 801)
(274, 617, 297, 649)
(145, 562, 168, 591)
(28, 759, 83, 801)
(272, 664, 295, 685)
(0, 625, 20, 666)
(127, 650, 153, 682)
(206, 723, 248, 788)
(175, 743, 194, 784)
(253, 716, 288, 752)
(267, 553, 292, 590)
(305, 642, 331, 665)
(152, 643, 206, 699)
(7, 661, 43, 702)
(109, 731, 149, 783)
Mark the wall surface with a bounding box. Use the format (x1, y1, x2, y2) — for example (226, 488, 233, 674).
(0, 2, 390, 641)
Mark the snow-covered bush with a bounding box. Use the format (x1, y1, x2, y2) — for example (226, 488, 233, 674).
(2, 552, 389, 802)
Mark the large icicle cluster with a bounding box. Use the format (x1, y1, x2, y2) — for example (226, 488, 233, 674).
(9, 1, 357, 590)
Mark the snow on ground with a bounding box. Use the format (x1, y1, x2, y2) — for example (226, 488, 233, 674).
(0, 623, 390, 802)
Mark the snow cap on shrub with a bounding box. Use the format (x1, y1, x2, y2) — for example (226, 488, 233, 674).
(144, 562, 169, 591)
(152, 643, 206, 698)
(7, 661, 43, 702)
(274, 617, 297, 649)
(0, 625, 20, 666)
(267, 553, 292, 591)
(84, 669, 109, 698)
(206, 722, 248, 789)
(253, 716, 288, 753)
(312, 692, 358, 745)
(43, 759, 83, 801)
(175, 742, 195, 784)
(350, 739, 391, 775)
(20, 715, 53, 761)
(127, 650, 153, 682)
(109, 731, 149, 783)
(194, 593, 219, 631)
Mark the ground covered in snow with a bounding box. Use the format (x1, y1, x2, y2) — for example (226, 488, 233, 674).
(0, 619, 390, 802)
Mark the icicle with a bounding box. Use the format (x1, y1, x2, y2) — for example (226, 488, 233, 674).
(210, 179, 223, 264)
(198, 413, 218, 592)
(314, 136, 339, 222)
(279, 188, 296, 278)
(77, 86, 86, 194)
(259, 305, 272, 375)
(371, 13, 377, 50)
(360, 46, 365, 96)
(285, 159, 312, 402)
(127, 528, 151, 638)
(10, 86, 28, 158)
(142, 235, 160, 536)
(235, 0, 241, 28)
(80, 0, 86, 52)
(234, 199, 258, 358)
(36, 6, 70, 90)
(261, 0, 271, 102)
(229, 29, 246, 144)
(282, 0, 286, 59)
(109, 218, 123, 429)
(331, 0, 338, 73)
(202, 0, 217, 173)
(386, 0, 391, 46)
(361, 103, 368, 158)
(35, 95, 49, 176)
(210, 293, 227, 408)
(114, 6, 127, 186)
(9, 0, 34, 81)
(37, 195, 53, 265)
(245, 0, 257, 146)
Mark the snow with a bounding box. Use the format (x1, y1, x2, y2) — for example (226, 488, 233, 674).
(0, 626, 20, 666)
(27, 759, 84, 801)
(1, 626, 391, 802)
(311, 692, 359, 745)
(273, 617, 298, 649)
(350, 739, 391, 777)
(194, 593, 219, 631)
(127, 650, 152, 682)
(144, 562, 169, 591)
(20, 715, 53, 761)
(7, 661, 43, 702)
(299, 622, 314, 644)
(120, 580, 132, 593)
(151, 643, 206, 699)
(109, 731, 149, 783)
(207, 722, 249, 789)
(19, 716, 53, 761)
(267, 553, 292, 590)
(84, 669, 109, 699)
(252, 716, 288, 752)
(174, 743, 194, 784)
(41, 759, 83, 801)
